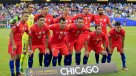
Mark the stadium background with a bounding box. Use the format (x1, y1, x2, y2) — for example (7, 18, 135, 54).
(0, 0, 136, 76)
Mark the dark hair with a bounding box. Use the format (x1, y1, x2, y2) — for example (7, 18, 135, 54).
(97, 7, 103, 11)
(42, 5, 48, 9)
(22, 11, 28, 15)
(37, 15, 45, 20)
(59, 17, 65, 22)
(77, 17, 83, 21)
(115, 21, 121, 26)
(26, 3, 33, 8)
(83, 6, 89, 9)
(95, 25, 101, 29)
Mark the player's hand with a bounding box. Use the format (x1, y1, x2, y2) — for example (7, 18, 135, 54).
(12, 44, 17, 51)
(28, 49, 33, 56)
(46, 49, 50, 54)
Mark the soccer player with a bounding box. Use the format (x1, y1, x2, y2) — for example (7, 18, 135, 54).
(8, 11, 29, 76)
(83, 25, 108, 65)
(55, 6, 73, 66)
(28, 15, 50, 68)
(68, 17, 88, 65)
(34, 5, 54, 67)
(107, 22, 128, 71)
(72, 6, 94, 65)
(49, 17, 69, 66)
(93, 7, 113, 63)
(20, 3, 34, 72)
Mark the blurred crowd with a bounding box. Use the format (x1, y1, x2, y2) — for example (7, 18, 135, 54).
(0, 2, 136, 20)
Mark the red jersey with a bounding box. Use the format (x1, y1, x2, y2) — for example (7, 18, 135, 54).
(55, 15, 73, 25)
(68, 23, 87, 42)
(93, 14, 110, 34)
(29, 23, 49, 45)
(87, 31, 106, 46)
(11, 21, 28, 45)
(34, 13, 54, 25)
(109, 28, 125, 43)
(72, 13, 94, 28)
(50, 24, 69, 44)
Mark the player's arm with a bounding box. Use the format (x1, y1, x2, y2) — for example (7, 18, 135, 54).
(84, 35, 90, 52)
(107, 17, 113, 29)
(108, 33, 112, 51)
(10, 29, 16, 50)
(45, 27, 50, 54)
(122, 31, 125, 52)
(28, 28, 33, 55)
(102, 34, 107, 51)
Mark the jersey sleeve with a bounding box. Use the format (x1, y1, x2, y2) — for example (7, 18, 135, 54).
(106, 16, 111, 24)
(45, 26, 50, 37)
(102, 33, 106, 41)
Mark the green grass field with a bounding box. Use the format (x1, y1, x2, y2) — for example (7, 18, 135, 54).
(0, 26, 136, 76)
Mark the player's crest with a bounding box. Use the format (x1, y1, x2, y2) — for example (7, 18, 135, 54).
(104, 19, 106, 22)
(42, 31, 45, 34)
(60, 31, 63, 34)
(96, 38, 99, 41)
(39, 32, 42, 35)
(66, 20, 68, 23)
(100, 19, 102, 21)
(116, 34, 119, 37)
(64, 32, 67, 35)
(100, 38, 102, 40)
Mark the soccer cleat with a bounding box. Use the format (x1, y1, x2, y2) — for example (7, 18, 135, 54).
(11, 73, 15, 76)
(122, 67, 128, 71)
(16, 72, 22, 76)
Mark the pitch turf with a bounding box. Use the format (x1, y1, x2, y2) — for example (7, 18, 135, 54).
(0, 26, 136, 76)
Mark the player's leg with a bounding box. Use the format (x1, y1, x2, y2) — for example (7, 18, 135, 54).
(60, 44, 70, 66)
(101, 47, 108, 63)
(20, 40, 28, 72)
(9, 55, 16, 76)
(38, 53, 44, 67)
(68, 42, 74, 65)
(83, 46, 91, 65)
(51, 46, 59, 66)
(8, 43, 16, 76)
(75, 41, 83, 65)
(107, 46, 115, 63)
(39, 45, 50, 67)
(95, 47, 108, 63)
(15, 45, 23, 76)
(95, 53, 99, 64)
(58, 52, 62, 66)
(28, 46, 35, 68)
(117, 46, 128, 71)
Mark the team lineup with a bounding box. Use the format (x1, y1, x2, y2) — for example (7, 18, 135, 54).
(8, 3, 128, 76)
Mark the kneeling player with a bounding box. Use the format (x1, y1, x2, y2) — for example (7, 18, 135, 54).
(28, 15, 50, 68)
(107, 22, 128, 71)
(83, 25, 107, 64)
(50, 17, 69, 66)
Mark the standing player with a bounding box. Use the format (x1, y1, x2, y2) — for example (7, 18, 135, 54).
(49, 17, 69, 66)
(8, 12, 29, 76)
(55, 6, 73, 66)
(68, 17, 87, 65)
(34, 5, 54, 67)
(20, 3, 34, 72)
(83, 25, 107, 65)
(28, 15, 50, 68)
(93, 7, 113, 63)
(107, 22, 128, 71)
